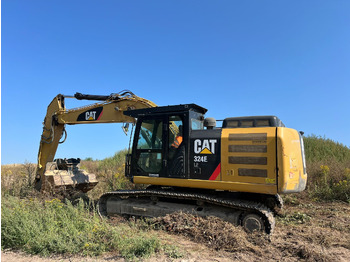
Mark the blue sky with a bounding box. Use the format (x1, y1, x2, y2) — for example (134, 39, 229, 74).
(2, 0, 350, 164)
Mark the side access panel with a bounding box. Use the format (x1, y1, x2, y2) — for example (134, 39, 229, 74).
(220, 127, 278, 195)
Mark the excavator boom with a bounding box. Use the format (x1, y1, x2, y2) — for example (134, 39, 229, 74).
(35, 90, 156, 192)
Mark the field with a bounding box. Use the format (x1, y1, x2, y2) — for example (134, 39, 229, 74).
(2, 136, 350, 261)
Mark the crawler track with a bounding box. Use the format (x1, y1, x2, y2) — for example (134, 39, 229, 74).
(98, 189, 275, 234)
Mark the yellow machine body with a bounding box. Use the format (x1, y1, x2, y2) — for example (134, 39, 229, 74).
(133, 127, 306, 195)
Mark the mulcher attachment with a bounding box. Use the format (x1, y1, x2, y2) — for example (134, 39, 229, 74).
(42, 158, 98, 193)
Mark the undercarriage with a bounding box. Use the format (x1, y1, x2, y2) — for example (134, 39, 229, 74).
(98, 188, 282, 234)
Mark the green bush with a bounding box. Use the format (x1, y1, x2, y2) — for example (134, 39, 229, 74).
(304, 135, 350, 163)
(97, 149, 133, 191)
(278, 212, 311, 225)
(303, 136, 350, 202)
(1, 163, 37, 197)
(1, 196, 162, 258)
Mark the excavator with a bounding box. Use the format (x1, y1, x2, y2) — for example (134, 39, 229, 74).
(35, 90, 307, 234)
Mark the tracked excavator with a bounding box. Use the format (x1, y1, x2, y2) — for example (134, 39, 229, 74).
(36, 90, 307, 234)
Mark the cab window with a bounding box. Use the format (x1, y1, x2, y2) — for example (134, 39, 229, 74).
(169, 116, 183, 149)
(137, 119, 162, 149)
(136, 119, 163, 173)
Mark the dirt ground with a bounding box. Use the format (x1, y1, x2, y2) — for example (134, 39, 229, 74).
(2, 201, 350, 262)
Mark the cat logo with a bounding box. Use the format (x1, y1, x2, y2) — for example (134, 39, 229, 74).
(77, 107, 103, 122)
(194, 139, 217, 154)
(86, 111, 97, 121)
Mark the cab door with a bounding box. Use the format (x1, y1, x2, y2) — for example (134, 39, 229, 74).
(133, 117, 166, 177)
(167, 115, 186, 178)
(132, 114, 188, 179)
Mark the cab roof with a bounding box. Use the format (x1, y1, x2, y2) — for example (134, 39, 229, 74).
(124, 104, 207, 118)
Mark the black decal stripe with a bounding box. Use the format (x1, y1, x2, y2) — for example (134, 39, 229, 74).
(228, 145, 267, 153)
(228, 133, 267, 141)
(238, 168, 267, 177)
(229, 156, 267, 165)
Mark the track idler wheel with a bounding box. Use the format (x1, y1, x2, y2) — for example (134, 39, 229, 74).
(241, 213, 265, 233)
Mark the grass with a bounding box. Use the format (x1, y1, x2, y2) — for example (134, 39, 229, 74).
(0, 157, 183, 259)
(278, 211, 311, 225)
(1, 163, 36, 197)
(302, 135, 350, 202)
(80, 149, 142, 200)
(1, 196, 180, 259)
(304, 134, 350, 163)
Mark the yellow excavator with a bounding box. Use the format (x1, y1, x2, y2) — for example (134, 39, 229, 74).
(36, 90, 307, 234)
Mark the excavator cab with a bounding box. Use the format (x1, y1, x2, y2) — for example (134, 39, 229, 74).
(125, 104, 207, 181)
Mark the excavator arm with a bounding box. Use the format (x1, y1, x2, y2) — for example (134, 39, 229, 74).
(35, 90, 157, 192)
